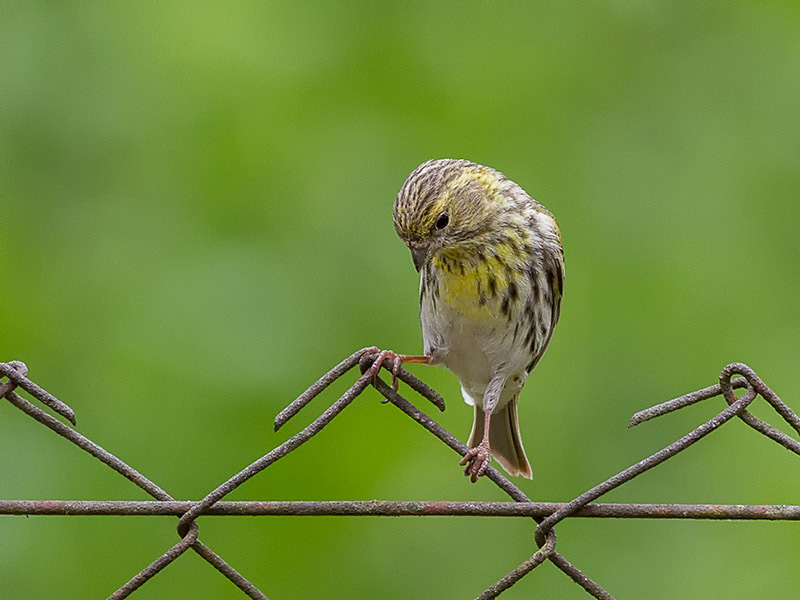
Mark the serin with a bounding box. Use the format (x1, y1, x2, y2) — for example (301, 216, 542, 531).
(382, 159, 564, 482)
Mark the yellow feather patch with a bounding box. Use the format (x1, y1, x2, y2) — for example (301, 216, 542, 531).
(449, 169, 503, 203)
(432, 241, 524, 321)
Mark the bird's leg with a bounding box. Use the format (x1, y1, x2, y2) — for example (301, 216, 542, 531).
(365, 349, 430, 390)
(460, 410, 492, 483)
(460, 375, 504, 482)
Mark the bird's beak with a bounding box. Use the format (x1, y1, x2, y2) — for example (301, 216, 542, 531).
(410, 245, 429, 272)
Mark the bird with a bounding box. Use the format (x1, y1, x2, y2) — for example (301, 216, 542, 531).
(381, 159, 564, 482)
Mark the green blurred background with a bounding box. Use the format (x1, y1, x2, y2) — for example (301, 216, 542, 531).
(2, 2, 799, 598)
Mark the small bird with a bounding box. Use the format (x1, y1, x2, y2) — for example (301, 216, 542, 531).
(387, 159, 564, 482)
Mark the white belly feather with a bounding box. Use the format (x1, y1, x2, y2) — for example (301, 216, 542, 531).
(419, 281, 530, 411)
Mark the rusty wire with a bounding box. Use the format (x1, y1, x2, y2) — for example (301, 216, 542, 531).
(3, 500, 799, 520)
(1, 352, 799, 599)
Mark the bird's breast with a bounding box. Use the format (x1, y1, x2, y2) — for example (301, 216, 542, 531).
(419, 259, 532, 405)
(428, 251, 524, 321)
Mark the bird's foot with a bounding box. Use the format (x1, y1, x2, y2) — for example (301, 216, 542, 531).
(460, 441, 491, 483)
(364, 349, 430, 391)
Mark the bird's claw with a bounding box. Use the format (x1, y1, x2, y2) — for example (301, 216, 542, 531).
(459, 443, 491, 483)
(365, 349, 404, 391)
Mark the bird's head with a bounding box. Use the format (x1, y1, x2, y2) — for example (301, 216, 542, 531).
(393, 159, 506, 272)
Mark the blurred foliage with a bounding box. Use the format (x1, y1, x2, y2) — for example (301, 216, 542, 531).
(1, 2, 799, 598)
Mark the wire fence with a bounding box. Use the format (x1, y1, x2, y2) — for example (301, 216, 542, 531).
(1, 350, 799, 599)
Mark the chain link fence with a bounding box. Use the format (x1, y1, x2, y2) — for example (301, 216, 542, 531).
(1, 350, 798, 599)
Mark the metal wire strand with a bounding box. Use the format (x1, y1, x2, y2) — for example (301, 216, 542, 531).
(628, 378, 748, 427)
(719, 363, 800, 454)
(2, 500, 798, 519)
(0, 360, 76, 424)
(630, 365, 800, 454)
(273, 347, 374, 431)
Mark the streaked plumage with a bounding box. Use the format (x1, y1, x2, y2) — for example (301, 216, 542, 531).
(393, 159, 564, 480)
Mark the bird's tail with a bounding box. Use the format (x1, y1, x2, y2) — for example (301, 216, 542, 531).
(467, 394, 532, 479)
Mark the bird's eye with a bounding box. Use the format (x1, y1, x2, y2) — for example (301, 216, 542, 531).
(434, 213, 449, 230)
